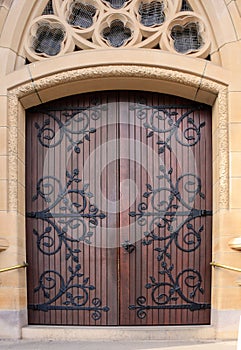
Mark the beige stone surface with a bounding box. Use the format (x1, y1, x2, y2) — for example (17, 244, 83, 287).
(195, 88, 216, 105)
(212, 157, 219, 185)
(37, 76, 199, 106)
(229, 92, 241, 123)
(17, 133, 25, 164)
(0, 340, 237, 350)
(230, 124, 241, 152)
(201, 0, 237, 49)
(27, 50, 208, 81)
(0, 47, 16, 75)
(0, 267, 26, 289)
(0, 237, 9, 251)
(21, 325, 216, 341)
(0, 1, 36, 53)
(213, 234, 240, 253)
(214, 250, 241, 266)
(237, 0, 241, 14)
(220, 41, 241, 71)
(17, 183, 25, 216)
(17, 159, 25, 187)
(230, 178, 241, 207)
(212, 286, 241, 309)
(212, 258, 241, 288)
(0, 127, 7, 155)
(213, 209, 241, 236)
(0, 155, 7, 179)
(230, 152, 241, 177)
(17, 104, 25, 138)
(0, 96, 8, 127)
(227, 1, 241, 40)
(203, 61, 230, 85)
(0, 6, 8, 34)
(0, 287, 26, 309)
(0, 180, 7, 210)
(19, 92, 42, 110)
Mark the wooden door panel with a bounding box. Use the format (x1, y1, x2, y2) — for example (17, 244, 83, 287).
(118, 92, 212, 325)
(26, 93, 118, 325)
(26, 91, 212, 326)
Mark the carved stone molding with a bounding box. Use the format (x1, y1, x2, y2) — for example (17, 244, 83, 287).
(217, 87, 229, 209)
(7, 64, 228, 211)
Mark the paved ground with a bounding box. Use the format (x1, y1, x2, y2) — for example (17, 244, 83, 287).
(0, 340, 237, 350)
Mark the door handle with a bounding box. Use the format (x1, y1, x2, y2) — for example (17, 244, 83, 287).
(121, 240, 135, 254)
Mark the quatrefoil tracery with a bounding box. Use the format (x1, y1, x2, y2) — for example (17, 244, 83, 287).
(24, 0, 211, 62)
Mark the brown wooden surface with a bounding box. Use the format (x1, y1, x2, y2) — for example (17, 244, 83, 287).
(26, 91, 212, 326)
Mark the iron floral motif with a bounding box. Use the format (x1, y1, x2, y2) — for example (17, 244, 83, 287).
(29, 263, 110, 320)
(129, 261, 210, 319)
(129, 165, 211, 261)
(27, 168, 106, 263)
(31, 102, 107, 153)
(129, 99, 211, 317)
(130, 101, 206, 153)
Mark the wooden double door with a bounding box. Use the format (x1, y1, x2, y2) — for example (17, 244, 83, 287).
(26, 91, 212, 326)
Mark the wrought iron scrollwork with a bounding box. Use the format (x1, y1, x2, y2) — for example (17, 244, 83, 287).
(31, 101, 107, 153)
(27, 168, 106, 262)
(29, 264, 110, 320)
(129, 165, 211, 260)
(122, 240, 136, 253)
(130, 101, 206, 153)
(27, 168, 109, 317)
(129, 169, 211, 316)
(129, 262, 210, 319)
(129, 100, 211, 318)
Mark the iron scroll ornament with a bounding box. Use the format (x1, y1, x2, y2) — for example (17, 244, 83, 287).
(27, 168, 109, 318)
(129, 262, 211, 318)
(27, 98, 110, 320)
(128, 100, 212, 318)
(30, 101, 107, 154)
(129, 166, 212, 261)
(128, 167, 212, 317)
(129, 101, 207, 154)
(28, 264, 110, 320)
(27, 168, 106, 262)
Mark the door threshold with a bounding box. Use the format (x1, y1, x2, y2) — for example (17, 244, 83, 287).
(22, 325, 215, 341)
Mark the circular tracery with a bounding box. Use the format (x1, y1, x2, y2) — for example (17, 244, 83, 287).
(67, 1, 97, 28)
(33, 21, 66, 56)
(102, 19, 132, 47)
(24, 0, 211, 61)
(138, 1, 165, 27)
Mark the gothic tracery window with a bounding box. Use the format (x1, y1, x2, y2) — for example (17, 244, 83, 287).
(24, 0, 211, 61)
